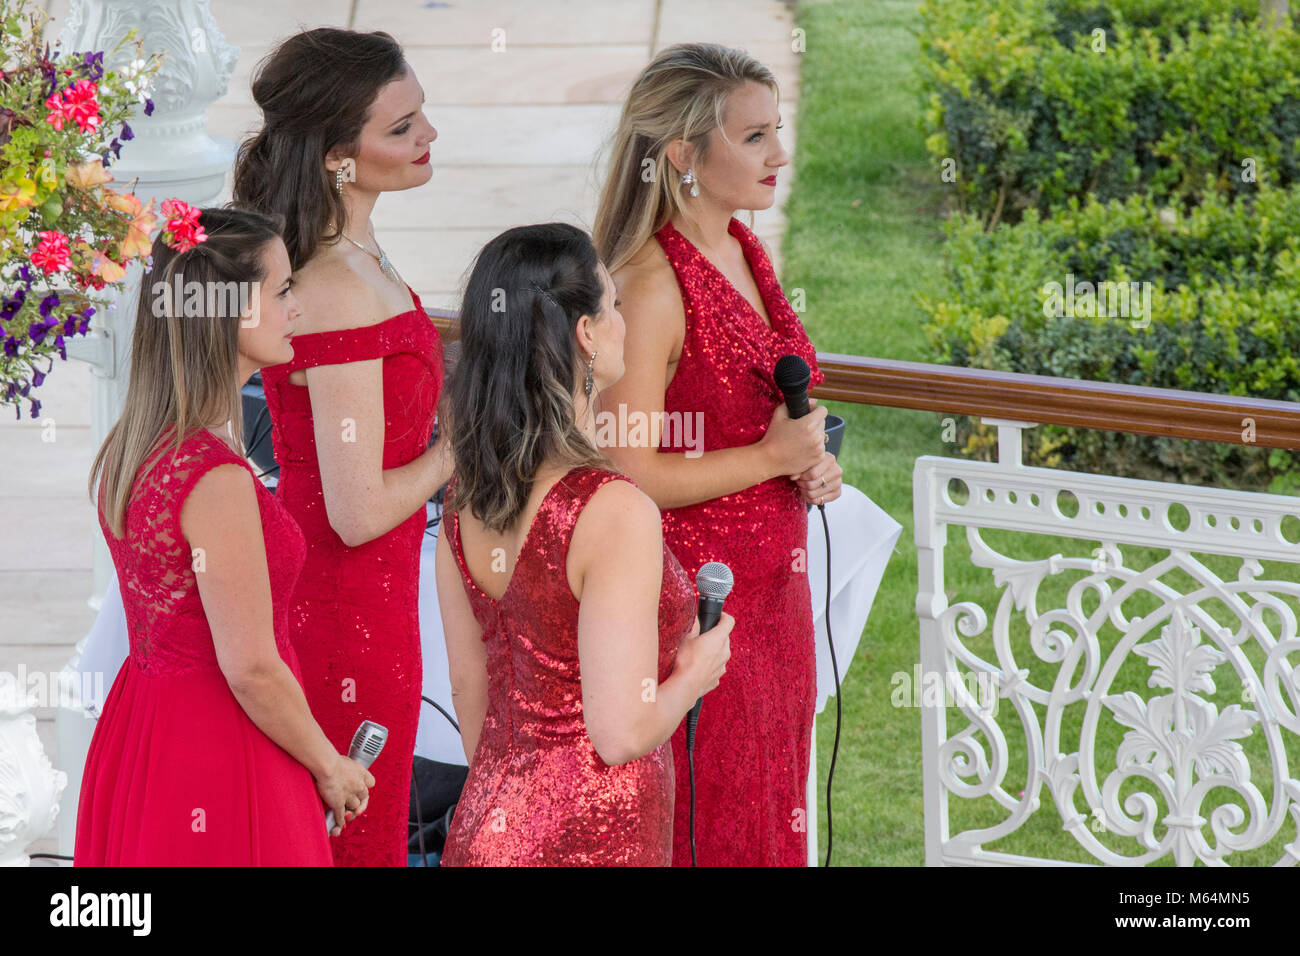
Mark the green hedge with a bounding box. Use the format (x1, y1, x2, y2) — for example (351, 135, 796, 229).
(919, 0, 1300, 225)
(919, 183, 1300, 491)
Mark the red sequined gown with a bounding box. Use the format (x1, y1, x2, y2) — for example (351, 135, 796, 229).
(260, 285, 442, 867)
(75, 429, 332, 865)
(653, 216, 824, 866)
(439, 466, 695, 866)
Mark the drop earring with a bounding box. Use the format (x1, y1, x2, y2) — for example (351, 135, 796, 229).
(682, 167, 700, 198)
(585, 351, 597, 398)
(335, 166, 344, 195)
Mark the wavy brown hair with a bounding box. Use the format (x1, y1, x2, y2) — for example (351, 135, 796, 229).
(88, 206, 284, 537)
(230, 28, 407, 270)
(592, 42, 778, 273)
(448, 223, 611, 534)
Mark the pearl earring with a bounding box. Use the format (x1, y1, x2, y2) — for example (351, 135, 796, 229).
(682, 167, 700, 198)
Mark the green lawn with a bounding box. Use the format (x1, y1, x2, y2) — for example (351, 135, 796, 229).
(785, 0, 1300, 866)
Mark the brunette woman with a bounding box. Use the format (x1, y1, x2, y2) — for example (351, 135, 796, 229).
(231, 29, 450, 866)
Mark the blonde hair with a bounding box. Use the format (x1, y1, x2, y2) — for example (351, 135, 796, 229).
(89, 206, 284, 537)
(592, 42, 779, 273)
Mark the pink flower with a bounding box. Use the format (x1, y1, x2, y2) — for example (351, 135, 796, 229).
(159, 199, 207, 252)
(31, 231, 72, 273)
(43, 92, 73, 131)
(43, 80, 101, 134)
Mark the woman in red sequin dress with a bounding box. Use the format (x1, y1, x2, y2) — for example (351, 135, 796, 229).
(593, 45, 844, 865)
(435, 223, 732, 865)
(76, 208, 372, 865)
(234, 31, 451, 865)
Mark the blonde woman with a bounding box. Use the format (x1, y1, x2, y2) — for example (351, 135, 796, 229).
(592, 43, 843, 866)
(76, 207, 373, 865)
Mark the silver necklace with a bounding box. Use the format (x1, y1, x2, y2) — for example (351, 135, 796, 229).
(341, 228, 401, 285)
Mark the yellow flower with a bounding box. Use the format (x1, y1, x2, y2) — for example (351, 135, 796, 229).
(105, 192, 159, 260)
(91, 248, 127, 283)
(73, 238, 128, 284)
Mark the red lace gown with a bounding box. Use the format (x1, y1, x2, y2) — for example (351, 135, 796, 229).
(260, 285, 442, 867)
(74, 429, 332, 866)
(652, 216, 825, 866)
(439, 466, 695, 866)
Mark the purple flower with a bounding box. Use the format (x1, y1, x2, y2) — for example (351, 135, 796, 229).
(29, 398, 40, 419)
(109, 138, 122, 159)
(32, 369, 45, 387)
(81, 51, 104, 81)
(1, 287, 25, 320)
(39, 293, 59, 319)
(144, 98, 154, 116)
(55, 335, 66, 361)
(17, 264, 32, 286)
(120, 123, 133, 141)
(63, 314, 79, 335)
(2, 337, 18, 357)
(27, 314, 59, 344)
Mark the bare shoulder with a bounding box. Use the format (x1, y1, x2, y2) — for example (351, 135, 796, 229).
(611, 239, 683, 330)
(572, 476, 661, 552)
(293, 245, 392, 335)
(180, 462, 257, 537)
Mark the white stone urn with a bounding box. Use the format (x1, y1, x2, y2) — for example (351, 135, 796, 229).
(0, 676, 68, 867)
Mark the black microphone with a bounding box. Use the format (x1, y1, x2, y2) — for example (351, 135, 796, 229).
(774, 354, 811, 420)
(685, 562, 734, 753)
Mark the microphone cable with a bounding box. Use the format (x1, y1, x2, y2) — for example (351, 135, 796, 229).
(817, 500, 841, 868)
(412, 694, 462, 868)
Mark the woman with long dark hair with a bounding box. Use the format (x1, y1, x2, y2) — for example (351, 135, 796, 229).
(435, 223, 733, 866)
(76, 207, 373, 865)
(592, 43, 843, 866)
(231, 29, 450, 866)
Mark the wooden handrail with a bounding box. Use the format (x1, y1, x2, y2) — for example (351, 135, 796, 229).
(426, 311, 1300, 451)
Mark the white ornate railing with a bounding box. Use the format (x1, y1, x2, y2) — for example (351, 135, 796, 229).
(917, 419, 1300, 866)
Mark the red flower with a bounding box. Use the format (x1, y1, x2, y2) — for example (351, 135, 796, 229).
(159, 199, 207, 253)
(43, 80, 101, 134)
(63, 80, 101, 133)
(31, 231, 72, 273)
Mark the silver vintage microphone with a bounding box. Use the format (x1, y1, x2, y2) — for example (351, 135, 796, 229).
(325, 720, 388, 833)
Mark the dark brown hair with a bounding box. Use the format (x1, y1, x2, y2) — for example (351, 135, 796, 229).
(231, 28, 407, 269)
(449, 223, 611, 533)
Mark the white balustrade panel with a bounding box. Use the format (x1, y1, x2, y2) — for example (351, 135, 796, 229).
(916, 423, 1300, 866)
